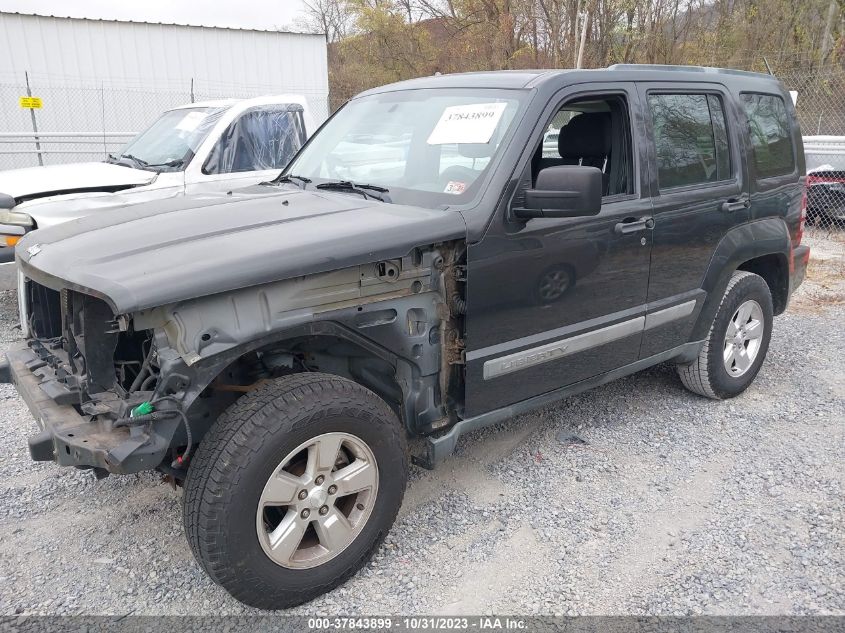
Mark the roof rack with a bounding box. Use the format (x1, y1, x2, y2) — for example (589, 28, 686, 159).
(606, 64, 774, 79)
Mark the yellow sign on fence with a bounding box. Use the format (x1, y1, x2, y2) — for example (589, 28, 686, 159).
(19, 96, 42, 109)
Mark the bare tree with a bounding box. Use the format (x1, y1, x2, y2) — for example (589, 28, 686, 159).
(302, 0, 351, 41)
(315, 0, 842, 111)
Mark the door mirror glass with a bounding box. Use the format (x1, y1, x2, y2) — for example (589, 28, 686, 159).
(516, 166, 603, 219)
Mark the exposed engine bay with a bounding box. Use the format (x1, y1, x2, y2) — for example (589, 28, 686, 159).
(12, 241, 465, 477)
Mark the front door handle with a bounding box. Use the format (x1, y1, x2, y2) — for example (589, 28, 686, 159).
(615, 216, 654, 235)
(721, 197, 750, 213)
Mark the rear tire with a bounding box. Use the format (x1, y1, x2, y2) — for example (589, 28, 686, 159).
(182, 372, 407, 610)
(677, 271, 773, 399)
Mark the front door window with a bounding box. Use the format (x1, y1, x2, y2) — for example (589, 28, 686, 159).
(203, 107, 307, 175)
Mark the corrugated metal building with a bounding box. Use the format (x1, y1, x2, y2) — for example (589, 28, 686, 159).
(0, 12, 329, 169)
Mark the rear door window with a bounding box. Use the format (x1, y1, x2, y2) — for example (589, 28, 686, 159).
(647, 93, 733, 190)
(740, 93, 795, 178)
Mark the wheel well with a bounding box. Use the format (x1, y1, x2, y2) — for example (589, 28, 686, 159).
(292, 335, 403, 412)
(201, 335, 404, 419)
(737, 253, 789, 315)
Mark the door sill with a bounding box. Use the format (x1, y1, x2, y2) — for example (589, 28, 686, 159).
(412, 340, 705, 470)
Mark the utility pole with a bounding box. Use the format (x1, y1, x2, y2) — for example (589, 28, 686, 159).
(24, 71, 43, 166)
(573, 0, 583, 67)
(576, 9, 590, 69)
(820, 0, 838, 64)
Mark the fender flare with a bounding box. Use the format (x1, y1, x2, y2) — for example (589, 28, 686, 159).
(690, 218, 791, 342)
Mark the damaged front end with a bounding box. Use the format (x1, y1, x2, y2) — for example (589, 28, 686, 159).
(4, 240, 467, 476)
(3, 282, 190, 476)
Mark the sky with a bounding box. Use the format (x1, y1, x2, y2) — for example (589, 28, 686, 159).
(0, 0, 310, 31)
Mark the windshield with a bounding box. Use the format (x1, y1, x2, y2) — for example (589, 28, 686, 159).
(113, 106, 226, 172)
(283, 88, 526, 208)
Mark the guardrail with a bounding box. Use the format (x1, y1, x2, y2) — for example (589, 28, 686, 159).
(0, 132, 136, 170)
(803, 136, 845, 232)
(804, 135, 845, 171)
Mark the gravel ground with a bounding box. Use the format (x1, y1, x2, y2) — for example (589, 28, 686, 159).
(0, 234, 842, 616)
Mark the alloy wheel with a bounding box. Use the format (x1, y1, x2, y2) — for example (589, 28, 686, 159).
(255, 432, 379, 569)
(723, 299, 764, 377)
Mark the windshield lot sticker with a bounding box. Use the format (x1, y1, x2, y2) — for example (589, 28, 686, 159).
(427, 102, 507, 145)
(176, 111, 207, 132)
(444, 181, 467, 195)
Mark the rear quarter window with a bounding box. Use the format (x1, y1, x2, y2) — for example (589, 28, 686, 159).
(740, 93, 796, 179)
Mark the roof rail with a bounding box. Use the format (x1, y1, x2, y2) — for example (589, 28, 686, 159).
(606, 63, 774, 79)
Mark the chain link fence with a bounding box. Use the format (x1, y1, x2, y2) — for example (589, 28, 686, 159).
(0, 72, 330, 171)
(779, 67, 845, 235)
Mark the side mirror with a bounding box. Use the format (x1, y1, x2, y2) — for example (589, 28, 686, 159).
(0, 192, 16, 211)
(514, 166, 602, 219)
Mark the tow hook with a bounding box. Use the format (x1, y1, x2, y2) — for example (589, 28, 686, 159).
(0, 357, 10, 384)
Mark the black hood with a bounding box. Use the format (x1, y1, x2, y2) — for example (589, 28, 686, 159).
(16, 185, 467, 313)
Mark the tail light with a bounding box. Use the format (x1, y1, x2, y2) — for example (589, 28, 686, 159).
(795, 176, 815, 246)
(797, 183, 807, 246)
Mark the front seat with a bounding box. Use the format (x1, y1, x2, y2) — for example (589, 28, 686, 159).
(536, 112, 612, 194)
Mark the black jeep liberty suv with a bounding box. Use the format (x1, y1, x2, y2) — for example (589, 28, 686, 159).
(1, 65, 810, 609)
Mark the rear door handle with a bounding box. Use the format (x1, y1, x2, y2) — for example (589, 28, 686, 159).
(615, 216, 654, 235)
(721, 197, 750, 213)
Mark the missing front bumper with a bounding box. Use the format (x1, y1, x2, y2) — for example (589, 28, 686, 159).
(4, 344, 165, 474)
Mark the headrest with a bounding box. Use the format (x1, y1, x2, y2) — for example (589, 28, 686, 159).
(558, 112, 611, 159)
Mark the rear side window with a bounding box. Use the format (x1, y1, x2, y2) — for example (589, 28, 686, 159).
(648, 93, 732, 190)
(740, 93, 795, 178)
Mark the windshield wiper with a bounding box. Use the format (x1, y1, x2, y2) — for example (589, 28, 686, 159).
(107, 153, 142, 169)
(115, 154, 183, 172)
(277, 174, 312, 188)
(315, 180, 390, 202)
(145, 158, 185, 170)
(119, 153, 150, 169)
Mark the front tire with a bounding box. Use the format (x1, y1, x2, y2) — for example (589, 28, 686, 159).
(183, 373, 408, 610)
(677, 270, 773, 399)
